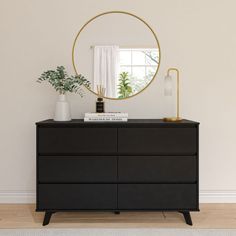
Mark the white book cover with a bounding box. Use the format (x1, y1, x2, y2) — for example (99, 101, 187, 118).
(84, 117, 128, 122)
(85, 112, 128, 118)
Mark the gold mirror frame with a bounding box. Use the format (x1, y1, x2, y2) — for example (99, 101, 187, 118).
(72, 11, 161, 100)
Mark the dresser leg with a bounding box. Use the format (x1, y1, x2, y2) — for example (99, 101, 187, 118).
(114, 211, 120, 214)
(179, 211, 192, 225)
(43, 211, 55, 226)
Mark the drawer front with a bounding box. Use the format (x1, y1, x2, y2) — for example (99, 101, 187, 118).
(118, 184, 197, 210)
(38, 184, 117, 210)
(38, 156, 117, 183)
(118, 128, 197, 155)
(118, 156, 197, 183)
(38, 127, 117, 154)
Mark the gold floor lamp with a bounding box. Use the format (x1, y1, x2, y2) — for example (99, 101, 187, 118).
(163, 67, 182, 122)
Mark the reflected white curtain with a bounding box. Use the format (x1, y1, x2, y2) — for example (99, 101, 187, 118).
(93, 46, 119, 97)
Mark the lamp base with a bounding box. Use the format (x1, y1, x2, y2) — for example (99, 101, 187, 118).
(163, 117, 182, 122)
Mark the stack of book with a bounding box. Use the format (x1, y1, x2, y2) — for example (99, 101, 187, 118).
(84, 113, 128, 122)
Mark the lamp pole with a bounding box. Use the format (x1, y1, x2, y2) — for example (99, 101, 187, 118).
(164, 68, 182, 122)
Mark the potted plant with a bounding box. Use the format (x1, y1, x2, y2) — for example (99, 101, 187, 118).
(37, 66, 90, 121)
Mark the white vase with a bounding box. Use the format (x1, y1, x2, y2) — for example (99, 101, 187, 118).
(54, 94, 71, 121)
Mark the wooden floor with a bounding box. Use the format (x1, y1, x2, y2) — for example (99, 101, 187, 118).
(0, 204, 236, 229)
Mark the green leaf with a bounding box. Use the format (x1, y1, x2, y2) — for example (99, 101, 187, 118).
(37, 66, 91, 97)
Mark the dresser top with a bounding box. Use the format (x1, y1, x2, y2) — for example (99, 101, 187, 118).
(36, 119, 199, 127)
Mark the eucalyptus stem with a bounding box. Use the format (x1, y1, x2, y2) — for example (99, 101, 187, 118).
(37, 66, 90, 97)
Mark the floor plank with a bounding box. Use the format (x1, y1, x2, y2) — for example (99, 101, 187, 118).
(0, 204, 236, 228)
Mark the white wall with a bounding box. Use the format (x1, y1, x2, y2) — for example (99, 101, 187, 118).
(1, 0, 236, 203)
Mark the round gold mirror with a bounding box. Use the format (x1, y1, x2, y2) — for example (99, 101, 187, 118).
(72, 11, 161, 100)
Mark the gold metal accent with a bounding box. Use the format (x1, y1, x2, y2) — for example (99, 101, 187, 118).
(163, 68, 182, 122)
(163, 117, 182, 122)
(72, 11, 161, 100)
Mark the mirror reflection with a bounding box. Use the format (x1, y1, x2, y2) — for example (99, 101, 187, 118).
(73, 12, 160, 99)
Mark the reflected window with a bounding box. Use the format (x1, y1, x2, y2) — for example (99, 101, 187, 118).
(119, 48, 158, 96)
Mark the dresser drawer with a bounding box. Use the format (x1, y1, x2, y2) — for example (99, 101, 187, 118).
(118, 184, 197, 210)
(38, 184, 117, 210)
(118, 156, 197, 183)
(38, 156, 117, 183)
(118, 128, 197, 154)
(38, 127, 117, 154)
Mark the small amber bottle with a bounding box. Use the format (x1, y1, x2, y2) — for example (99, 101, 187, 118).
(96, 97, 104, 113)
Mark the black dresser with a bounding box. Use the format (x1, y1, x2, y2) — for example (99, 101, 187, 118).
(36, 119, 199, 225)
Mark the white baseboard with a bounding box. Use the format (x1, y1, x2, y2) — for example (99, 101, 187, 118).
(0, 190, 35, 203)
(0, 190, 236, 204)
(199, 190, 236, 203)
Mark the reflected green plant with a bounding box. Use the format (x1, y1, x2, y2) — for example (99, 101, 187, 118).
(117, 72, 133, 98)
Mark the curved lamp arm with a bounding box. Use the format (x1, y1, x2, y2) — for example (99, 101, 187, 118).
(164, 67, 182, 122)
